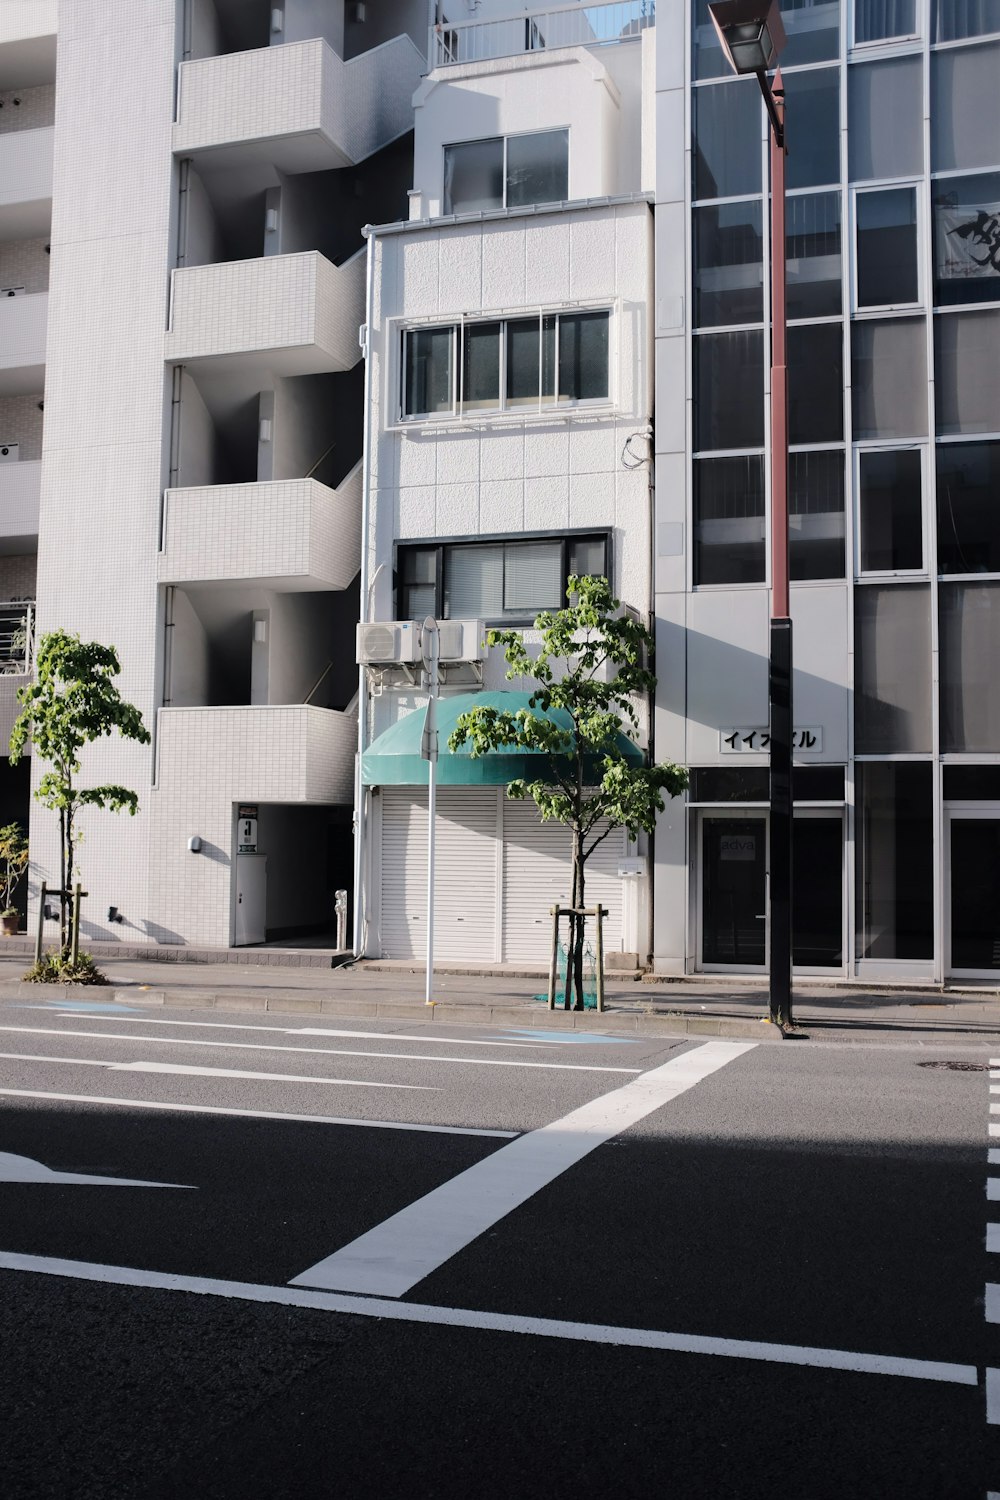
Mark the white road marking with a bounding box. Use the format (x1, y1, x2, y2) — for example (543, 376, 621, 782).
(985, 1284, 1000, 1322)
(0, 1051, 431, 1091)
(0, 1252, 978, 1388)
(990, 1125, 1000, 1139)
(990, 1150, 1000, 1164)
(989, 1225, 1000, 1253)
(0, 1088, 516, 1138)
(988, 1180, 1000, 1202)
(0, 1152, 192, 1189)
(0, 1025, 637, 1076)
(988, 1369, 1000, 1424)
(62, 1016, 563, 1052)
(290, 1040, 756, 1299)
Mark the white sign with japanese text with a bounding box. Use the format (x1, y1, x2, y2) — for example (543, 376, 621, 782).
(719, 727, 823, 754)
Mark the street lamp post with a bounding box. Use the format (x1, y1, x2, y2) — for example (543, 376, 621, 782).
(708, 0, 794, 1032)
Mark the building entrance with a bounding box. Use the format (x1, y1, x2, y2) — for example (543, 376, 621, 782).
(947, 810, 1000, 974)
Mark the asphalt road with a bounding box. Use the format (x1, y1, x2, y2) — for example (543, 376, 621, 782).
(0, 991, 997, 1497)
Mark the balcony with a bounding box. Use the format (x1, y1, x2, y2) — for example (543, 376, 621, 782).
(0, 3, 56, 87)
(0, 291, 46, 394)
(165, 251, 365, 376)
(0, 126, 52, 237)
(0, 458, 39, 543)
(432, 0, 654, 66)
(159, 467, 362, 591)
(173, 34, 423, 174)
(156, 704, 356, 805)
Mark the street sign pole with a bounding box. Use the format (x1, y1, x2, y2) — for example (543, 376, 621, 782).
(420, 617, 440, 1007)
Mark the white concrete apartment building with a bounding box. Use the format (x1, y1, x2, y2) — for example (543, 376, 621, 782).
(6, 0, 1000, 984)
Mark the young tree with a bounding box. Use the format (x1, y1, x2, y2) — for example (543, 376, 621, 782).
(449, 576, 687, 1009)
(0, 822, 28, 919)
(9, 630, 151, 952)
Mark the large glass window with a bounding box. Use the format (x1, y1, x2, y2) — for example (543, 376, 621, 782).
(932, 173, 1000, 307)
(855, 762, 934, 960)
(848, 57, 923, 182)
(787, 192, 842, 319)
(693, 79, 761, 200)
(932, 44, 1000, 173)
(788, 324, 844, 444)
(936, 440, 1000, 573)
(783, 69, 840, 191)
(401, 311, 609, 419)
(693, 454, 765, 585)
(854, 584, 932, 752)
(855, 0, 916, 41)
(693, 201, 764, 327)
(940, 583, 1000, 751)
(398, 534, 609, 622)
(693, 330, 764, 450)
(693, 0, 839, 75)
(789, 450, 845, 580)
(852, 318, 928, 440)
(443, 130, 568, 215)
(934, 309, 1000, 436)
(859, 449, 923, 573)
(857, 188, 919, 308)
(933, 0, 1000, 41)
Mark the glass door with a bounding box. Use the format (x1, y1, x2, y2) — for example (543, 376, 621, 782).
(947, 810, 1000, 974)
(701, 816, 767, 968)
(793, 813, 844, 970)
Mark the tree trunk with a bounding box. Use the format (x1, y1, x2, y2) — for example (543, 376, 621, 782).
(62, 776, 74, 957)
(58, 803, 67, 954)
(572, 830, 585, 1011)
(563, 846, 578, 1011)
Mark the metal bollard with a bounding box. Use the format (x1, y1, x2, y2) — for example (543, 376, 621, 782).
(334, 889, 348, 951)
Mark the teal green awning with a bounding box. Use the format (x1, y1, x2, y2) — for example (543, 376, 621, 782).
(362, 691, 644, 787)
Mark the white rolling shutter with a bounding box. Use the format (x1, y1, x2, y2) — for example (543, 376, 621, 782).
(379, 788, 498, 961)
(500, 797, 625, 962)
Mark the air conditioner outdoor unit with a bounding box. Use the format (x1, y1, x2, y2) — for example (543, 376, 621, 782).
(356, 620, 421, 666)
(0, 442, 18, 463)
(437, 619, 484, 663)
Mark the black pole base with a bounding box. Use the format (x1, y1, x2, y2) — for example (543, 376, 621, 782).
(769, 617, 794, 1030)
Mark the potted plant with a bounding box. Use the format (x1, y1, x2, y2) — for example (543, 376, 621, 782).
(0, 822, 28, 935)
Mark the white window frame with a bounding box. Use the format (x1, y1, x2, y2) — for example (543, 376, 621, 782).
(851, 181, 924, 314)
(395, 304, 616, 427)
(853, 441, 929, 580)
(442, 128, 569, 216)
(850, 0, 921, 49)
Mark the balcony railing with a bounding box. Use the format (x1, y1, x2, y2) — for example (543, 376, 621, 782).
(0, 601, 34, 674)
(432, 0, 654, 67)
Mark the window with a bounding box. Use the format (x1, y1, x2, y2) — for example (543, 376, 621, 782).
(932, 44, 1000, 173)
(933, 0, 1000, 42)
(397, 534, 609, 622)
(859, 449, 923, 572)
(855, 762, 933, 960)
(936, 440, 1000, 573)
(692, 78, 761, 200)
(848, 57, 923, 182)
(401, 311, 610, 419)
(783, 69, 840, 191)
(932, 173, 1000, 307)
(940, 582, 1000, 751)
(787, 192, 842, 319)
(693, 201, 764, 328)
(934, 309, 1000, 435)
(788, 324, 844, 444)
(857, 188, 919, 308)
(855, 0, 916, 42)
(693, 330, 764, 450)
(790, 450, 845, 580)
(443, 130, 568, 215)
(693, 454, 765, 585)
(852, 318, 928, 440)
(854, 584, 932, 753)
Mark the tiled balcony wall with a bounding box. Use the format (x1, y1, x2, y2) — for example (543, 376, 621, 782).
(0, 2, 57, 47)
(159, 468, 362, 590)
(0, 458, 40, 542)
(0, 291, 46, 393)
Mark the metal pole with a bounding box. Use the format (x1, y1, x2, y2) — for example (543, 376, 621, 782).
(595, 904, 605, 1013)
(548, 905, 560, 1010)
(35, 880, 46, 966)
(764, 68, 794, 1033)
(420, 618, 440, 1007)
(71, 882, 82, 967)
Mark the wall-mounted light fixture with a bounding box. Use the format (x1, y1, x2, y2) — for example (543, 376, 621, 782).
(271, 7, 283, 32)
(253, 619, 268, 644)
(187, 835, 203, 853)
(107, 905, 124, 924)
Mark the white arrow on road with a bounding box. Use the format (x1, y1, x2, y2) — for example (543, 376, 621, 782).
(0, 1152, 194, 1189)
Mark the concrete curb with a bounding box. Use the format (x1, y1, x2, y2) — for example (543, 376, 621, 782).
(4, 981, 999, 1045)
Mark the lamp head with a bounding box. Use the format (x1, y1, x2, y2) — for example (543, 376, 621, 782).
(708, 0, 786, 74)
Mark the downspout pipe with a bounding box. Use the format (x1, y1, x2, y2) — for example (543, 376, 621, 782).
(352, 225, 377, 958)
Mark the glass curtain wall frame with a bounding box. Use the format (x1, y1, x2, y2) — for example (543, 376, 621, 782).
(944, 802, 1000, 977)
(855, 445, 927, 577)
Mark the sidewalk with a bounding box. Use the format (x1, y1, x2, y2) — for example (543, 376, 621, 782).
(1, 953, 998, 1044)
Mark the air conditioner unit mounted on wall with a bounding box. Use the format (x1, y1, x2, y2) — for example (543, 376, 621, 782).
(437, 619, 484, 663)
(356, 621, 422, 666)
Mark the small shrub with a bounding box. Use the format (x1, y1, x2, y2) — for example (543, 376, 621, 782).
(23, 950, 107, 985)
